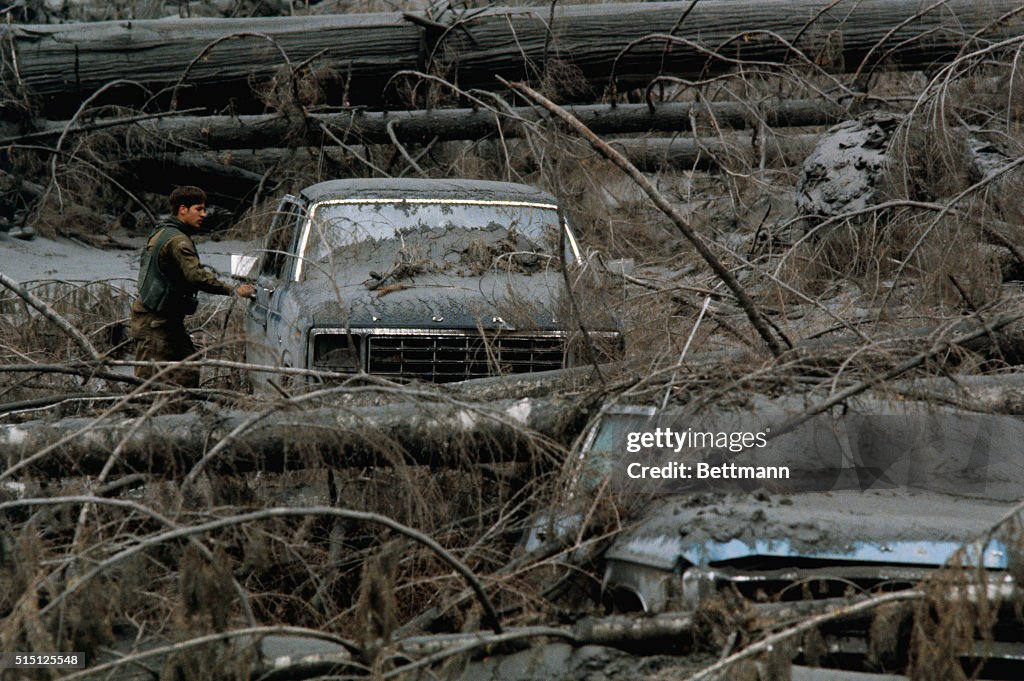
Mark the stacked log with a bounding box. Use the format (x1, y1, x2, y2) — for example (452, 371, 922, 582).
(5, 0, 1021, 116)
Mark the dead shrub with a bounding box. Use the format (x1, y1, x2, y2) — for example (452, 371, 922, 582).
(868, 601, 913, 671)
(908, 561, 1000, 681)
(254, 61, 338, 113)
(779, 207, 1001, 311)
(0, 281, 132, 403)
(538, 59, 592, 102)
(886, 116, 974, 204)
(180, 544, 235, 631)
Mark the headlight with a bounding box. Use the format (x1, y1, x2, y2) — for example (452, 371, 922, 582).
(312, 332, 362, 372)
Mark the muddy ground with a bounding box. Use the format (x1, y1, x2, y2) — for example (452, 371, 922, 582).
(0, 231, 251, 286)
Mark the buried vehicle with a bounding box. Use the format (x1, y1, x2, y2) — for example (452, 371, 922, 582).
(536, 395, 1024, 679)
(242, 178, 620, 389)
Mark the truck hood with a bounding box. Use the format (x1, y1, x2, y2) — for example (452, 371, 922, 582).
(607, 489, 1010, 571)
(292, 267, 568, 331)
(581, 398, 1024, 612)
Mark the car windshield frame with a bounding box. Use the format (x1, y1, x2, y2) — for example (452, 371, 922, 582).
(292, 197, 581, 281)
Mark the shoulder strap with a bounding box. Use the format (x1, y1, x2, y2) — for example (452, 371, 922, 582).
(148, 224, 185, 260)
(137, 223, 189, 312)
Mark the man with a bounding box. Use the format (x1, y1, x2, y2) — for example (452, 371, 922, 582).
(131, 186, 255, 387)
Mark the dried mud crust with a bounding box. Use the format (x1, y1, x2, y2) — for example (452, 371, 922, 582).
(454, 643, 714, 681)
(796, 112, 902, 223)
(622, 490, 1011, 558)
(795, 110, 1017, 229)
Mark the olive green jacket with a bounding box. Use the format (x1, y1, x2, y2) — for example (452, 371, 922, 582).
(134, 217, 234, 318)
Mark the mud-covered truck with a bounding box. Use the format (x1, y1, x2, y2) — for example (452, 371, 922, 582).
(239, 178, 620, 390)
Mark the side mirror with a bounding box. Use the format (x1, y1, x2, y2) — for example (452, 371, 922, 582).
(231, 254, 258, 280)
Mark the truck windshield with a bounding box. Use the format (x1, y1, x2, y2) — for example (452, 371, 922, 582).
(295, 199, 575, 280)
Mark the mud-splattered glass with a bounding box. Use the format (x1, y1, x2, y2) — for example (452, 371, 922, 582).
(294, 199, 578, 281)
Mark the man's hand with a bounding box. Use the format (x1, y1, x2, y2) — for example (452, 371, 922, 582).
(235, 283, 257, 299)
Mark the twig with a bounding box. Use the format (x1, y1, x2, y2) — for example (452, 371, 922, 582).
(982, 223, 1024, 268)
(2, 495, 257, 629)
(0, 107, 206, 147)
(386, 119, 428, 178)
(14, 143, 156, 220)
(170, 32, 296, 111)
(383, 627, 574, 679)
(609, 31, 850, 105)
(0, 363, 147, 387)
(790, 0, 849, 54)
(655, 0, 701, 94)
(70, 397, 170, 552)
(0, 391, 111, 415)
(850, 0, 951, 90)
(947, 275, 1005, 365)
(40, 79, 151, 214)
(317, 120, 390, 176)
(767, 310, 1024, 442)
(682, 590, 924, 681)
(292, 47, 329, 76)
(881, 154, 1024, 312)
(57, 625, 360, 681)
(0, 355, 221, 482)
(384, 70, 540, 136)
(0, 270, 101, 362)
(661, 295, 711, 411)
(556, 207, 605, 387)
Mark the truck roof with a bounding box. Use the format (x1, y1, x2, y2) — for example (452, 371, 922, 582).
(299, 178, 558, 205)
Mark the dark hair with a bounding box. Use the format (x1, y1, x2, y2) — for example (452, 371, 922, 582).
(168, 186, 207, 215)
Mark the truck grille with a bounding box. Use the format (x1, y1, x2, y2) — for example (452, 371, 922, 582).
(604, 560, 1024, 677)
(367, 331, 566, 382)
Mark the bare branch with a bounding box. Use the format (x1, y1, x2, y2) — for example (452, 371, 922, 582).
(503, 78, 784, 358)
(32, 504, 504, 634)
(0, 270, 101, 362)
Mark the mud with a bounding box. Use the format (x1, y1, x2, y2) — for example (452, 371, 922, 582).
(615, 489, 1011, 567)
(795, 111, 1016, 232)
(795, 112, 901, 224)
(444, 642, 711, 681)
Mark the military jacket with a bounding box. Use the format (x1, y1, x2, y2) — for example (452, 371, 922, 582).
(135, 217, 234, 317)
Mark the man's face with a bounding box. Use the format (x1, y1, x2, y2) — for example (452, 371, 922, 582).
(176, 203, 206, 230)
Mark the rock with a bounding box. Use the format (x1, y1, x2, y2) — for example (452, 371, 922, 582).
(795, 112, 902, 232)
(796, 112, 1016, 239)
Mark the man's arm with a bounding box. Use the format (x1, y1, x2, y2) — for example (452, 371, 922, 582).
(165, 235, 255, 298)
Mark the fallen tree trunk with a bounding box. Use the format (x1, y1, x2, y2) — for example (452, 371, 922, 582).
(395, 594, 897, 657)
(6, 0, 1021, 115)
(144, 132, 818, 191)
(118, 152, 274, 206)
(70, 595, 897, 681)
(0, 396, 591, 478)
(884, 374, 1024, 414)
(10, 99, 845, 149)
